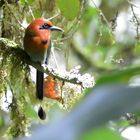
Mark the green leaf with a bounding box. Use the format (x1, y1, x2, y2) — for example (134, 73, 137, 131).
(34, 10, 42, 19)
(19, 0, 26, 5)
(25, 104, 37, 119)
(84, 6, 97, 21)
(96, 66, 140, 86)
(27, 0, 35, 4)
(81, 127, 124, 140)
(56, 0, 80, 20)
(0, 116, 4, 128)
(19, 0, 34, 5)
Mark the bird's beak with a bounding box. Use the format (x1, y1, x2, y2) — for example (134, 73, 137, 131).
(49, 26, 64, 32)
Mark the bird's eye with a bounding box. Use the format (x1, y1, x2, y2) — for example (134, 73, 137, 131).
(39, 23, 51, 30)
(43, 23, 49, 28)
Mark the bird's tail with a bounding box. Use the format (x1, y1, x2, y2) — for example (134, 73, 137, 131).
(36, 69, 46, 120)
(36, 70, 44, 100)
(36, 43, 51, 120)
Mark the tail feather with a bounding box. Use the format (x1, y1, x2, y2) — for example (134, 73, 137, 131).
(36, 70, 44, 100)
(36, 42, 51, 120)
(38, 106, 46, 120)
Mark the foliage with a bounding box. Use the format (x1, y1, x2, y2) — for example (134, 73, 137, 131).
(0, 0, 140, 140)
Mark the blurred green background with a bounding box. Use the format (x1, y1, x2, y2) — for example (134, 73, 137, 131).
(1, 0, 140, 140)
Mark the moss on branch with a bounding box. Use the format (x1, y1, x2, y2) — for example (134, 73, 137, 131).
(0, 38, 94, 88)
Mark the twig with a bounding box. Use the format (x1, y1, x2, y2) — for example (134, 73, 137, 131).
(91, 0, 110, 27)
(127, 0, 140, 9)
(110, 11, 118, 32)
(28, 60, 95, 88)
(51, 46, 59, 70)
(53, 0, 86, 43)
(27, 5, 35, 20)
(47, 12, 60, 21)
(90, 0, 115, 43)
(130, 2, 140, 39)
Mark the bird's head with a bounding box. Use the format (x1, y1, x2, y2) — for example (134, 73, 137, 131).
(27, 18, 64, 33)
(39, 20, 64, 32)
(24, 18, 64, 62)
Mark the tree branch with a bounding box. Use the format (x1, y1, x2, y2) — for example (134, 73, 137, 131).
(0, 38, 95, 88)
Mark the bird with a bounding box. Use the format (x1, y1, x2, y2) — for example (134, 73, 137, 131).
(23, 18, 63, 119)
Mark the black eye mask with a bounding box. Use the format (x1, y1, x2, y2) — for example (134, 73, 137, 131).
(39, 23, 51, 30)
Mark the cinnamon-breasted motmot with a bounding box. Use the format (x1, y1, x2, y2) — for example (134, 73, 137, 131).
(23, 18, 63, 119)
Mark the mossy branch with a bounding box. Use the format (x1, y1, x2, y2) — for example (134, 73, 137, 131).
(0, 38, 95, 88)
